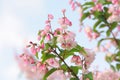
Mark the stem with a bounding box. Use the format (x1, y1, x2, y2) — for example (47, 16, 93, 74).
(107, 23, 120, 51)
(103, 14, 120, 51)
(53, 50, 79, 79)
(48, 43, 79, 79)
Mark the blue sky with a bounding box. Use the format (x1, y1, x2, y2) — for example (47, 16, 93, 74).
(0, 0, 109, 80)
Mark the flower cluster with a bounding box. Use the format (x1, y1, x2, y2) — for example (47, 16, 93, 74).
(94, 70, 120, 80)
(16, 51, 47, 80)
(84, 27, 100, 41)
(107, 4, 120, 23)
(16, 0, 120, 80)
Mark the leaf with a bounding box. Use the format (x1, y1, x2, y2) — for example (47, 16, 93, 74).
(80, 12, 90, 22)
(93, 20, 101, 32)
(106, 29, 111, 37)
(83, 72, 93, 80)
(70, 66, 82, 75)
(105, 55, 113, 63)
(83, 7, 90, 11)
(41, 53, 56, 63)
(110, 22, 117, 30)
(82, 2, 94, 7)
(61, 64, 68, 71)
(70, 78, 79, 80)
(110, 64, 116, 71)
(43, 68, 57, 80)
(75, 45, 86, 55)
(35, 52, 39, 59)
(97, 38, 106, 47)
(99, 24, 106, 28)
(116, 64, 120, 71)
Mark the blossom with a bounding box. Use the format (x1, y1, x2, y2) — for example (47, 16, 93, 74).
(16, 52, 48, 80)
(84, 50, 96, 68)
(107, 5, 120, 23)
(47, 70, 66, 80)
(58, 17, 72, 29)
(57, 31, 77, 49)
(84, 27, 99, 40)
(94, 70, 120, 80)
(46, 58, 60, 68)
(92, 3, 103, 11)
(71, 55, 82, 65)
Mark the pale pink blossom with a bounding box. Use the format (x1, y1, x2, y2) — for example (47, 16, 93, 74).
(58, 17, 72, 29)
(71, 55, 82, 65)
(48, 14, 54, 19)
(84, 50, 95, 68)
(46, 58, 60, 68)
(47, 70, 66, 80)
(94, 70, 120, 80)
(92, 3, 103, 11)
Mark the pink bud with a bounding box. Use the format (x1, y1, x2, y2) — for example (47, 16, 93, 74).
(69, 0, 73, 4)
(48, 14, 54, 19)
(62, 9, 66, 14)
(44, 25, 51, 32)
(117, 25, 120, 31)
(41, 43, 44, 49)
(37, 36, 41, 41)
(92, 32, 99, 39)
(45, 20, 50, 24)
(37, 46, 41, 52)
(41, 31, 46, 36)
(31, 46, 37, 55)
(46, 34, 51, 41)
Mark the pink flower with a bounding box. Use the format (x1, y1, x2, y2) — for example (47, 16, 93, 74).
(31, 46, 37, 55)
(92, 32, 100, 39)
(48, 14, 54, 19)
(92, 3, 103, 11)
(46, 58, 60, 68)
(84, 50, 95, 68)
(57, 31, 77, 49)
(46, 34, 51, 41)
(47, 70, 66, 80)
(58, 17, 72, 29)
(44, 25, 51, 33)
(117, 25, 120, 31)
(71, 55, 82, 65)
(62, 9, 66, 14)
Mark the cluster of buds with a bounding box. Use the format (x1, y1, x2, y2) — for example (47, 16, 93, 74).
(94, 70, 120, 80)
(84, 27, 100, 41)
(107, 2, 120, 23)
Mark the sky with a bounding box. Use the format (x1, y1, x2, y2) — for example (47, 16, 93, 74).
(0, 0, 109, 80)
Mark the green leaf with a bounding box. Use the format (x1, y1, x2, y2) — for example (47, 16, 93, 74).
(105, 55, 113, 63)
(80, 12, 90, 22)
(43, 68, 57, 80)
(35, 52, 39, 59)
(110, 22, 117, 30)
(41, 53, 56, 63)
(75, 45, 86, 55)
(70, 66, 82, 75)
(97, 38, 106, 47)
(116, 64, 120, 71)
(83, 7, 90, 11)
(93, 20, 101, 32)
(61, 64, 68, 71)
(110, 64, 116, 71)
(82, 2, 94, 7)
(99, 24, 106, 28)
(106, 29, 111, 37)
(83, 72, 93, 80)
(59, 50, 74, 59)
(70, 78, 79, 80)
